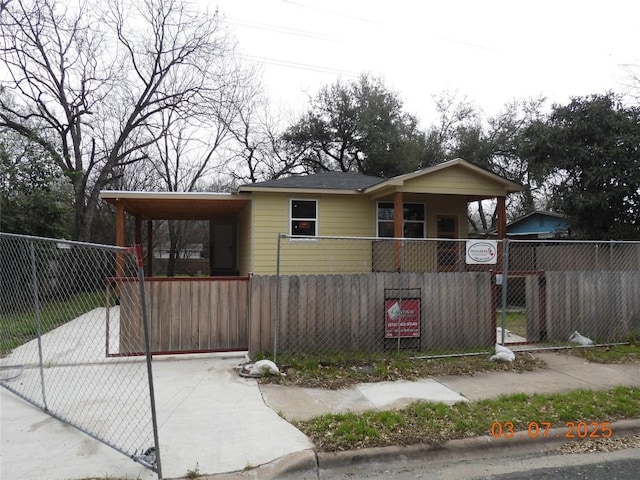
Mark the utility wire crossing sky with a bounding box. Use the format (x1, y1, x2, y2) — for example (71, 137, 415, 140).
(213, 0, 640, 124)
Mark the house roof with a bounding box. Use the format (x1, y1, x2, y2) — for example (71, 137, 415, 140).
(505, 210, 569, 236)
(238, 171, 385, 193)
(239, 159, 523, 197)
(506, 210, 567, 227)
(100, 159, 523, 221)
(485, 210, 569, 237)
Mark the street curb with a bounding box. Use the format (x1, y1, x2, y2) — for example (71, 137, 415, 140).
(317, 418, 640, 470)
(202, 418, 640, 479)
(198, 449, 318, 480)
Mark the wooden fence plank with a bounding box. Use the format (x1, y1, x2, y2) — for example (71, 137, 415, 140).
(179, 281, 191, 350)
(218, 280, 230, 347)
(198, 282, 211, 349)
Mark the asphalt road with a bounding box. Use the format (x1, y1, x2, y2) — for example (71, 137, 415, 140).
(485, 458, 640, 479)
(314, 447, 640, 479)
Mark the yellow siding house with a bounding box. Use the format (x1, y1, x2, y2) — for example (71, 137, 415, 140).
(101, 158, 523, 276)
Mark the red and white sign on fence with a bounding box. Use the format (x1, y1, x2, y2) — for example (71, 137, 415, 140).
(384, 298, 421, 338)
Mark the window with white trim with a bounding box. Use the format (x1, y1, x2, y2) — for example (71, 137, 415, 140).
(290, 199, 317, 236)
(377, 202, 425, 238)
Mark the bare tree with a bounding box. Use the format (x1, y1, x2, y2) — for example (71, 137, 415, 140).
(0, 0, 12, 15)
(138, 55, 255, 273)
(0, 0, 245, 241)
(220, 83, 308, 184)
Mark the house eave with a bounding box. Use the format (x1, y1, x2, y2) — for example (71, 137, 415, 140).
(238, 186, 361, 195)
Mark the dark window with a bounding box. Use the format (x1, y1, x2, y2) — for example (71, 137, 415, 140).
(291, 200, 317, 236)
(377, 202, 425, 238)
(437, 216, 456, 238)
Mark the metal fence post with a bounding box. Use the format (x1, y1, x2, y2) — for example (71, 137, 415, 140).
(29, 241, 48, 410)
(135, 246, 162, 477)
(396, 239, 405, 353)
(499, 238, 510, 345)
(274, 233, 282, 363)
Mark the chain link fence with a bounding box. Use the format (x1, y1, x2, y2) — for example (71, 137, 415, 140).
(0, 233, 162, 477)
(268, 235, 640, 360)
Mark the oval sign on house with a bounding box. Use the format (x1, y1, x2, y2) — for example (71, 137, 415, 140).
(466, 240, 498, 264)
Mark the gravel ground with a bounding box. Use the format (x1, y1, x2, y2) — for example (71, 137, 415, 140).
(560, 434, 640, 454)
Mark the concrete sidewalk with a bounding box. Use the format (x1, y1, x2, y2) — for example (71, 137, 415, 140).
(260, 352, 640, 421)
(1, 353, 312, 480)
(1, 350, 639, 480)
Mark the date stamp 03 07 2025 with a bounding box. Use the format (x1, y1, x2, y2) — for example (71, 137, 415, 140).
(490, 421, 613, 440)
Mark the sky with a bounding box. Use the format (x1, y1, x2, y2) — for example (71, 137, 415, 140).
(211, 0, 640, 127)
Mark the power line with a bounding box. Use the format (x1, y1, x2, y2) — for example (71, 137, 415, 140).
(225, 16, 341, 43)
(278, 1, 495, 52)
(240, 54, 360, 77)
(280, 0, 380, 25)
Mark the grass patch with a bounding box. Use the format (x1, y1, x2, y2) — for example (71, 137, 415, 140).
(497, 310, 527, 338)
(295, 386, 640, 452)
(0, 291, 105, 356)
(258, 350, 544, 389)
(566, 343, 640, 364)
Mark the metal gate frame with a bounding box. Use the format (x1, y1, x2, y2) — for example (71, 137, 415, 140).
(0, 233, 163, 478)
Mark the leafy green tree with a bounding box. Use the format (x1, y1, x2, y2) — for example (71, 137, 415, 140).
(521, 93, 640, 239)
(426, 93, 546, 232)
(284, 74, 429, 177)
(453, 98, 547, 227)
(0, 130, 72, 237)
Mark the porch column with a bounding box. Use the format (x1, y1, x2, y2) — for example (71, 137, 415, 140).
(147, 220, 154, 277)
(394, 192, 403, 271)
(496, 196, 507, 239)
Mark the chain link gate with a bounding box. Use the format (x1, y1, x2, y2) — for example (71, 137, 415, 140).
(269, 235, 640, 361)
(0, 233, 162, 477)
(503, 239, 640, 346)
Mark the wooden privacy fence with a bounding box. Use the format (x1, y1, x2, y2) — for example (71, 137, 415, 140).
(112, 270, 640, 358)
(545, 271, 640, 342)
(248, 272, 495, 356)
(249, 270, 640, 356)
(115, 277, 249, 355)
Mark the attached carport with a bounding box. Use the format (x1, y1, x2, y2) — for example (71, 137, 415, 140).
(99, 191, 251, 276)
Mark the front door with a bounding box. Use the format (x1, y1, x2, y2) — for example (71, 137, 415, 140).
(436, 215, 459, 271)
(211, 223, 236, 275)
